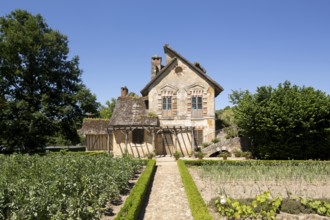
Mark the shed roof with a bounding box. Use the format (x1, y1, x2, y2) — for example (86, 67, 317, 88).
(109, 97, 159, 127)
(79, 119, 109, 135)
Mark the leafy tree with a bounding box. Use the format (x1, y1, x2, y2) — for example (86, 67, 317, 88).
(0, 10, 99, 152)
(128, 92, 139, 97)
(216, 106, 236, 128)
(99, 98, 116, 118)
(232, 81, 330, 159)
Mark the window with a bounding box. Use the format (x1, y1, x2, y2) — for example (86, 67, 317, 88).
(162, 96, 172, 117)
(192, 96, 202, 118)
(194, 130, 203, 146)
(132, 129, 144, 144)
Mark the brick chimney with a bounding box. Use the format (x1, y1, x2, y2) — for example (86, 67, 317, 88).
(121, 86, 128, 97)
(151, 55, 163, 79)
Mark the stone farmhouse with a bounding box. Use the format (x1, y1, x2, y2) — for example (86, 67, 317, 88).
(80, 45, 223, 157)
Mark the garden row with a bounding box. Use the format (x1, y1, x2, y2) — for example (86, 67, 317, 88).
(0, 152, 145, 219)
(182, 160, 330, 219)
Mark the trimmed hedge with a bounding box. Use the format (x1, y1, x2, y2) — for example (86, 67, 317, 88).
(177, 160, 213, 220)
(114, 159, 156, 220)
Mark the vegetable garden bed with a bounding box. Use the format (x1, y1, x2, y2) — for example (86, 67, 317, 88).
(184, 160, 330, 219)
(0, 152, 145, 219)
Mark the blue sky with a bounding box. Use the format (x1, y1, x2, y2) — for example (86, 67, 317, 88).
(1, 0, 329, 109)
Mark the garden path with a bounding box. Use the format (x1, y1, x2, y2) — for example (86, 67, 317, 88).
(140, 156, 193, 220)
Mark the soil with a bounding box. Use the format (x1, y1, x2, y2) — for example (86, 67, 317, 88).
(189, 165, 330, 220)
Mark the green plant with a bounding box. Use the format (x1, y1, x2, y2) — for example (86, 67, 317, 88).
(202, 142, 210, 147)
(301, 198, 330, 217)
(224, 126, 238, 139)
(115, 160, 156, 220)
(194, 147, 202, 152)
(242, 151, 252, 159)
(177, 160, 213, 220)
(195, 152, 205, 160)
(173, 151, 181, 160)
(233, 149, 242, 157)
(146, 152, 154, 159)
(211, 138, 220, 144)
(0, 153, 144, 219)
(215, 192, 282, 219)
(219, 151, 230, 160)
(231, 81, 330, 160)
(147, 112, 157, 118)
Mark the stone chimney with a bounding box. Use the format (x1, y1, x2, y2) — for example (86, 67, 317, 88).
(151, 55, 163, 79)
(121, 86, 128, 97)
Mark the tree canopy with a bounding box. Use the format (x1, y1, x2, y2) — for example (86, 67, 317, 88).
(0, 10, 99, 152)
(232, 81, 330, 160)
(99, 98, 116, 119)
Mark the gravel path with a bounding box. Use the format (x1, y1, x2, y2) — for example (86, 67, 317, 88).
(141, 156, 193, 220)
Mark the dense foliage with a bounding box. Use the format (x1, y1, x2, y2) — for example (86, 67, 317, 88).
(231, 81, 330, 159)
(215, 106, 238, 138)
(99, 98, 116, 118)
(0, 153, 143, 219)
(0, 10, 100, 152)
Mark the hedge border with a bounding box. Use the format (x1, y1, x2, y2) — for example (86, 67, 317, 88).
(114, 159, 156, 220)
(177, 160, 213, 220)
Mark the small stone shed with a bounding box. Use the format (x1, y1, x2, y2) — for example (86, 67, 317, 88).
(108, 95, 159, 156)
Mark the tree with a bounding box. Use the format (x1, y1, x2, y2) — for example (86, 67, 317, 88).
(232, 81, 330, 160)
(99, 98, 116, 118)
(0, 10, 99, 152)
(216, 106, 236, 128)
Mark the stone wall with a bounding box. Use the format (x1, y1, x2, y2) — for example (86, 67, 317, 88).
(148, 59, 216, 144)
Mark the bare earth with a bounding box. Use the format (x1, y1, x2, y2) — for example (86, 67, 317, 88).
(189, 164, 330, 220)
(141, 156, 193, 220)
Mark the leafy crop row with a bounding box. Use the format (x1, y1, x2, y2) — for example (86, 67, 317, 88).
(215, 192, 282, 219)
(0, 153, 144, 219)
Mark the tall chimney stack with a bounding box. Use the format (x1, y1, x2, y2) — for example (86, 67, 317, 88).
(121, 86, 128, 97)
(151, 55, 163, 79)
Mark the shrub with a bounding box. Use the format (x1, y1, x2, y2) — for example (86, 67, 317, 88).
(194, 147, 202, 152)
(173, 151, 181, 160)
(233, 149, 242, 157)
(115, 160, 156, 220)
(211, 138, 220, 144)
(242, 151, 252, 159)
(195, 152, 205, 160)
(146, 152, 154, 159)
(219, 151, 230, 160)
(202, 142, 210, 148)
(177, 160, 213, 220)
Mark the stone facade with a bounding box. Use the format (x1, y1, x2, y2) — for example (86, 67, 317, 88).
(141, 45, 223, 154)
(80, 45, 223, 157)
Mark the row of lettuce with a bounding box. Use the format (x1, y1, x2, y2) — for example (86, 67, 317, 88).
(0, 153, 146, 219)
